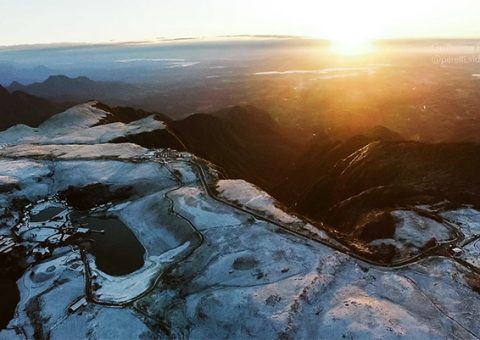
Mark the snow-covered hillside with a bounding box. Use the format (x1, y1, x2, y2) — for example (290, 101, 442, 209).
(0, 104, 479, 339)
(0, 102, 165, 145)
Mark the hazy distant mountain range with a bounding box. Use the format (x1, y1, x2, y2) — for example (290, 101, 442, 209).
(8, 75, 136, 103)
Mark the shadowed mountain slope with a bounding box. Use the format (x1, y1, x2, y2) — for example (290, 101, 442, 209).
(0, 85, 70, 131)
(169, 105, 301, 189)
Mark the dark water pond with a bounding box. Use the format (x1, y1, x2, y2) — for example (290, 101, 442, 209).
(71, 214, 145, 276)
(30, 207, 65, 222)
(0, 278, 19, 329)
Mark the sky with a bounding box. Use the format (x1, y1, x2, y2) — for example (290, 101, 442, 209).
(1, 0, 480, 46)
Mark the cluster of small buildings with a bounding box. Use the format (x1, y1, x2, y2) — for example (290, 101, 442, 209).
(31, 227, 93, 260)
(0, 235, 18, 255)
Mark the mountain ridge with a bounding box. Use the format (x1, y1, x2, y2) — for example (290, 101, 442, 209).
(3, 100, 480, 262)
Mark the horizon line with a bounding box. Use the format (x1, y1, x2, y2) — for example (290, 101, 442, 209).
(2, 35, 480, 50)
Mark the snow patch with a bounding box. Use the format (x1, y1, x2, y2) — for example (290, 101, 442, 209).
(216, 179, 301, 225)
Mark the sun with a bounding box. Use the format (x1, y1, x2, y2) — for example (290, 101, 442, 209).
(312, 3, 381, 55)
(330, 36, 374, 55)
(326, 23, 377, 55)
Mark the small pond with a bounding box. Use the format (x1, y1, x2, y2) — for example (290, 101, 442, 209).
(71, 213, 145, 276)
(30, 207, 65, 222)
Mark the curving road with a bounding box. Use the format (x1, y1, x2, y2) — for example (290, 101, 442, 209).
(185, 156, 479, 273)
(73, 149, 479, 314)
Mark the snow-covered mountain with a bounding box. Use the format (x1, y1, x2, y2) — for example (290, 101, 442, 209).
(0, 102, 166, 145)
(0, 102, 479, 339)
